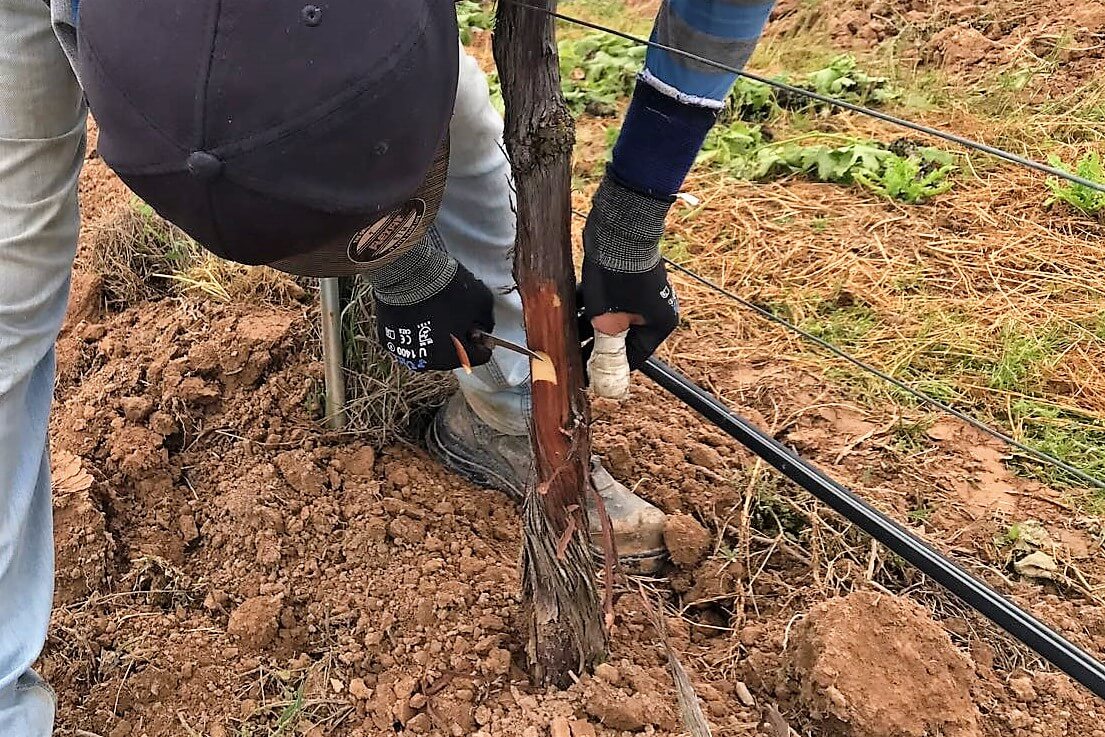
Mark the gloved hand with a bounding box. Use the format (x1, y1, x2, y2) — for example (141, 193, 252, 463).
(369, 230, 494, 372)
(580, 172, 679, 373)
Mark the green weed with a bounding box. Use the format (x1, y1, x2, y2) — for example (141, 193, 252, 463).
(724, 78, 778, 122)
(559, 33, 645, 115)
(800, 301, 878, 348)
(660, 234, 694, 264)
(891, 418, 935, 455)
(792, 54, 899, 106)
(903, 378, 962, 404)
(1008, 400, 1105, 491)
(1046, 152, 1105, 218)
(456, 0, 493, 45)
(697, 122, 768, 172)
(730, 137, 956, 203)
(854, 151, 955, 203)
(906, 503, 933, 523)
(751, 487, 810, 539)
(721, 55, 900, 123)
(987, 326, 1061, 392)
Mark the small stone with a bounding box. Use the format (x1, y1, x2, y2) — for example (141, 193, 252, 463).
(483, 647, 512, 676)
(344, 446, 376, 478)
(569, 720, 596, 737)
(120, 396, 154, 422)
(687, 442, 723, 469)
(734, 680, 755, 707)
(386, 466, 410, 488)
(1009, 676, 1038, 702)
(395, 700, 416, 724)
(226, 596, 281, 651)
(388, 516, 427, 545)
(1014, 551, 1058, 580)
(179, 513, 200, 543)
(148, 411, 177, 437)
(550, 716, 571, 737)
(593, 662, 621, 685)
(522, 727, 539, 737)
(406, 713, 432, 733)
(349, 678, 372, 700)
(663, 513, 712, 568)
(393, 676, 418, 701)
(80, 323, 106, 341)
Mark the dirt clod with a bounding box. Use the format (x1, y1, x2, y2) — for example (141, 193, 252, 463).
(570, 720, 597, 737)
(584, 681, 657, 731)
(687, 442, 723, 470)
(226, 595, 281, 651)
(1009, 676, 1038, 703)
(663, 513, 712, 568)
(788, 591, 981, 737)
(551, 716, 572, 737)
(594, 662, 621, 685)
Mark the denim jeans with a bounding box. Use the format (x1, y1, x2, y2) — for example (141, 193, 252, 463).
(0, 4, 526, 731)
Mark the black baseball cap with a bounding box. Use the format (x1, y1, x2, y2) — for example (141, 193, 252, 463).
(77, 0, 459, 277)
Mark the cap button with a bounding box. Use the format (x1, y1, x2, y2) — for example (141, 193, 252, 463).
(301, 4, 322, 26)
(187, 151, 223, 181)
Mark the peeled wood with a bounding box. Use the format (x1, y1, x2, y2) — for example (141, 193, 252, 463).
(492, 0, 607, 686)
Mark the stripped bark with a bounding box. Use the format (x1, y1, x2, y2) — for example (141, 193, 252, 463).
(492, 0, 608, 686)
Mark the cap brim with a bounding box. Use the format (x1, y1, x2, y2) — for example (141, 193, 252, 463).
(268, 138, 450, 278)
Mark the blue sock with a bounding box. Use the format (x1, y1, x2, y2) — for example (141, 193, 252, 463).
(609, 80, 717, 199)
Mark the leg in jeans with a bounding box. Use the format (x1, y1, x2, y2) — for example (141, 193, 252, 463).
(0, 0, 86, 735)
(436, 44, 530, 437)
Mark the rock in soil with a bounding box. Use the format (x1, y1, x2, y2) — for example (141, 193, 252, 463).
(226, 595, 281, 652)
(787, 590, 981, 737)
(663, 513, 712, 568)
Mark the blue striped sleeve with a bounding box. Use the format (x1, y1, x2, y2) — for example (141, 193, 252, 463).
(643, 0, 775, 107)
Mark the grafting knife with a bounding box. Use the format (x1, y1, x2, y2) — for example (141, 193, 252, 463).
(471, 329, 541, 360)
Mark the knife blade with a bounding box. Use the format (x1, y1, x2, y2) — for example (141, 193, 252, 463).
(471, 330, 542, 361)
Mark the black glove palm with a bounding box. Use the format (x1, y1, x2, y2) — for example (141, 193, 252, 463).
(580, 174, 679, 369)
(370, 232, 494, 372)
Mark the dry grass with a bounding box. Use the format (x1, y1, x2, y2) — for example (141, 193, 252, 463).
(652, 144, 1105, 486)
(85, 199, 307, 308)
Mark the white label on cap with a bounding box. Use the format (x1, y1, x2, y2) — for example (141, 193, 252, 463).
(347, 199, 427, 264)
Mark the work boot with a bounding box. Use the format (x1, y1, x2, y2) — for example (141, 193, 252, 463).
(427, 392, 667, 572)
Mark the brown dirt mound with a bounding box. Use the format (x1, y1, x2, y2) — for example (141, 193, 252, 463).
(787, 591, 982, 737)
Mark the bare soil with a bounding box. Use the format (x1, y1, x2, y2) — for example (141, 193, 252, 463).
(42, 1, 1105, 736)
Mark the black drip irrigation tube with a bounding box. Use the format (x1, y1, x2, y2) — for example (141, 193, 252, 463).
(641, 357, 1105, 700)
